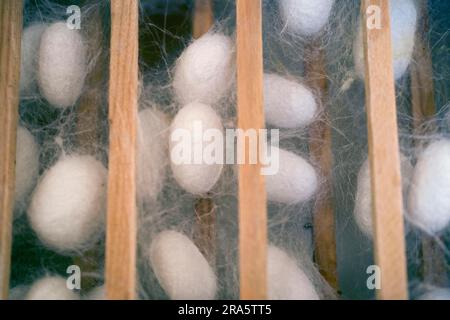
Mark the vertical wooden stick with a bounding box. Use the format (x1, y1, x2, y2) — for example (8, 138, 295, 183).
(236, 0, 267, 300)
(193, 0, 214, 39)
(306, 44, 338, 290)
(105, 0, 139, 300)
(410, 0, 448, 287)
(0, 0, 23, 300)
(361, 0, 408, 300)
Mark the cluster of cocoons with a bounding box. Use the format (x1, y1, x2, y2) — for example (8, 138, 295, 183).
(148, 230, 217, 300)
(25, 276, 79, 300)
(14, 126, 39, 213)
(279, 0, 335, 36)
(28, 155, 107, 253)
(353, 155, 413, 238)
(137, 107, 170, 204)
(21, 21, 87, 107)
(353, 0, 418, 81)
(407, 139, 450, 234)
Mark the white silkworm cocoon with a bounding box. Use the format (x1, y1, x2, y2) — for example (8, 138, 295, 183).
(354, 0, 417, 81)
(20, 24, 47, 95)
(28, 155, 107, 253)
(268, 245, 319, 300)
(173, 33, 234, 106)
(137, 108, 170, 204)
(265, 147, 318, 204)
(15, 126, 39, 213)
(264, 73, 318, 129)
(279, 0, 334, 36)
(148, 230, 217, 300)
(407, 139, 450, 234)
(25, 276, 80, 300)
(354, 155, 413, 238)
(38, 22, 87, 108)
(170, 102, 223, 195)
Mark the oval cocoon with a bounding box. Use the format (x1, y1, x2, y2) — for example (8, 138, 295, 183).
(38, 22, 87, 108)
(265, 147, 318, 204)
(149, 230, 217, 300)
(173, 33, 234, 105)
(170, 102, 223, 195)
(354, 0, 417, 81)
(354, 155, 413, 238)
(28, 155, 107, 253)
(25, 276, 80, 300)
(407, 139, 450, 234)
(268, 245, 319, 300)
(137, 108, 170, 204)
(20, 24, 47, 95)
(15, 126, 39, 213)
(264, 74, 317, 128)
(279, 0, 334, 36)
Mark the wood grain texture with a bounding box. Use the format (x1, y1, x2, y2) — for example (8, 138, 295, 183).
(236, 0, 267, 300)
(361, 0, 408, 300)
(0, 0, 23, 300)
(305, 44, 338, 290)
(410, 0, 448, 287)
(193, 0, 214, 39)
(105, 0, 139, 300)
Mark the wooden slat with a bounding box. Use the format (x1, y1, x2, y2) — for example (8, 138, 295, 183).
(305, 43, 338, 290)
(410, 0, 448, 287)
(0, 0, 23, 300)
(361, 0, 408, 300)
(105, 0, 139, 300)
(193, 0, 214, 39)
(236, 0, 267, 300)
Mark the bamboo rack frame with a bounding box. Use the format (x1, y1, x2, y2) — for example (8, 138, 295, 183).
(0, 0, 440, 300)
(361, 0, 408, 300)
(0, 0, 23, 300)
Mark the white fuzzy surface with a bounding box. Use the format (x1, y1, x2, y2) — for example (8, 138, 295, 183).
(279, 0, 334, 36)
(354, 155, 413, 238)
(268, 245, 319, 300)
(148, 230, 217, 300)
(28, 155, 107, 253)
(264, 73, 317, 129)
(354, 0, 417, 81)
(25, 276, 80, 300)
(173, 33, 234, 106)
(38, 22, 87, 108)
(20, 24, 47, 95)
(266, 147, 318, 204)
(417, 287, 450, 300)
(15, 126, 39, 213)
(408, 139, 450, 234)
(170, 102, 223, 195)
(137, 108, 170, 204)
